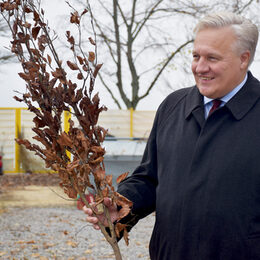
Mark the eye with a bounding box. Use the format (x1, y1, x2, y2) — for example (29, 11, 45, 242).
(192, 54, 199, 60)
(208, 56, 218, 61)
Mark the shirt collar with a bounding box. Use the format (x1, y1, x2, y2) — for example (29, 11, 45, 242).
(203, 73, 248, 105)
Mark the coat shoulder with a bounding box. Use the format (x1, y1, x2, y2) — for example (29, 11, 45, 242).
(156, 87, 193, 123)
(162, 87, 193, 106)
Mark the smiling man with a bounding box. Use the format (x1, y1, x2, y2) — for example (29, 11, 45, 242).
(84, 12, 260, 260)
(192, 26, 250, 99)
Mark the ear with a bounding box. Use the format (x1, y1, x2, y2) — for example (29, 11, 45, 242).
(240, 50, 250, 70)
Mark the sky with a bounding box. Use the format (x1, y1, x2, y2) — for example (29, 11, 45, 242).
(0, 1, 260, 110)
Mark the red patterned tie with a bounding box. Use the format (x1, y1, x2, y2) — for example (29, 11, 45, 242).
(209, 99, 222, 116)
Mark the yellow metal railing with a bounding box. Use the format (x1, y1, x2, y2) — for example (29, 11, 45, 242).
(130, 107, 134, 138)
(15, 108, 22, 173)
(64, 110, 71, 160)
(0, 107, 155, 173)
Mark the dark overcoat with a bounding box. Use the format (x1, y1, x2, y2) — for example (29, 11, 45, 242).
(118, 71, 260, 260)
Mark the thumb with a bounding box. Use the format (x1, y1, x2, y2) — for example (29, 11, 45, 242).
(103, 197, 112, 207)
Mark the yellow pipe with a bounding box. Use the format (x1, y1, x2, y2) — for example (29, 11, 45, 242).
(130, 107, 134, 138)
(64, 110, 71, 159)
(64, 110, 71, 133)
(15, 108, 22, 173)
(0, 107, 27, 110)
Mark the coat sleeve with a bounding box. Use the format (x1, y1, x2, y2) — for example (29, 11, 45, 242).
(116, 88, 189, 232)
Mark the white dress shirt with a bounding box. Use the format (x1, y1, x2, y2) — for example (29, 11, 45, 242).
(204, 73, 248, 118)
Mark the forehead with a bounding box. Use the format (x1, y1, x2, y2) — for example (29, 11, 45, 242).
(193, 27, 237, 54)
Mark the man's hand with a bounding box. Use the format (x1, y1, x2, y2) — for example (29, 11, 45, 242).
(83, 197, 120, 230)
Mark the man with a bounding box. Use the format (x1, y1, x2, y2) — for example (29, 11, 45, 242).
(84, 12, 260, 260)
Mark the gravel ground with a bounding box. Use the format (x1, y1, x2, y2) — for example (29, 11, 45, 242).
(0, 207, 155, 260)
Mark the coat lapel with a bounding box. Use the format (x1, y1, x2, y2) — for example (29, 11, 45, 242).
(225, 71, 260, 120)
(185, 86, 205, 128)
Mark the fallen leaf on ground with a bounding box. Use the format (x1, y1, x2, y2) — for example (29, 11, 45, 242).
(31, 253, 40, 257)
(16, 240, 36, 244)
(66, 240, 78, 248)
(43, 242, 56, 249)
(39, 257, 49, 260)
(84, 249, 92, 254)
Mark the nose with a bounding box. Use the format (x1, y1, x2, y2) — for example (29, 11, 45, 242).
(195, 58, 209, 74)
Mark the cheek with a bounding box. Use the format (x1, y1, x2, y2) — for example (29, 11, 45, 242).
(191, 63, 196, 74)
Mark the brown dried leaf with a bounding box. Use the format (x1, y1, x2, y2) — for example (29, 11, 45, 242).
(67, 61, 79, 70)
(47, 54, 52, 65)
(30, 48, 40, 57)
(106, 174, 113, 187)
(13, 96, 23, 102)
(49, 77, 57, 88)
(81, 8, 88, 16)
(72, 89, 83, 103)
(93, 63, 103, 78)
(57, 132, 73, 148)
(77, 56, 84, 65)
(116, 172, 129, 184)
(89, 37, 96, 45)
(33, 116, 46, 128)
(77, 72, 83, 80)
(13, 21, 17, 34)
(115, 222, 125, 237)
(32, 26, 41, 40)
(33, 11, 40, 22)
(24, 6, 32, 13)
(114, 192, 133, 220)
(114, 223, 129, 245)
(67, 160, 80, 172)
(70, 11, 80, 24)
(123, 228, 130, 246)
(82, 64, 89, 72)
(65, 187, 77, 199)
(102, 187, 109, 197)
(94, 167, 105, 183)
(51, 68, 65, 79)
(16, 138, 35, 152)
(88, 51, 95, 62)
(18, 72, 31, 81)
(90, 156, 104, 165)
(66, 31, 75, 45)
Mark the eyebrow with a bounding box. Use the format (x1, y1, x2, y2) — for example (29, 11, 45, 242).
(192, 50, 221, 57)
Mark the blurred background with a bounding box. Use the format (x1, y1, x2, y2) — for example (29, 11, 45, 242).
(1, 0, 260, 176)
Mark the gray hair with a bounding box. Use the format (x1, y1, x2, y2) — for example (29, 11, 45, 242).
(194, 12, 259, 66)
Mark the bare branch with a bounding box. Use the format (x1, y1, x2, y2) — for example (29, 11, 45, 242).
(139, 39, 193, 101)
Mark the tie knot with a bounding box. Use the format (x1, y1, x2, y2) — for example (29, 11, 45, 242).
(209, 99, 222, 116)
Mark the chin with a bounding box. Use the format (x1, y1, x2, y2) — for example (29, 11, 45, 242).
(197, 86, 213, 98)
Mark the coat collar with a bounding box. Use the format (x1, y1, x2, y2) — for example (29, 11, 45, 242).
(184, 86, 203, 119)
(225, 71, 260, 120)
(185, 71, 260, 120)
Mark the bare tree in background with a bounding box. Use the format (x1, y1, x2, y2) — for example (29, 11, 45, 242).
(0, 16, 15, 63)
(69, 0, 260, 110)
(0, 1, 132, 259)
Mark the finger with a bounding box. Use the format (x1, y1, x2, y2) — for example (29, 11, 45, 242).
(93, 224, 100, 230)
(86, 216, 99, 224)
(103, 197, 112, 207)
(83, 206, 93, 215)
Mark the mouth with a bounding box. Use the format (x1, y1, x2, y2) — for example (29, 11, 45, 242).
(199, 76, 214, 81)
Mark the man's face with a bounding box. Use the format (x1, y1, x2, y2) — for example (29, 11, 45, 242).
(192, 26, 249, 99)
